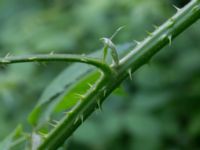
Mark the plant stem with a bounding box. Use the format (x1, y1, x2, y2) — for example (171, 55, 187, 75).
(38, 0, 200, 149)
(0, 54, 114, 76)
(119, 0, 200, 72)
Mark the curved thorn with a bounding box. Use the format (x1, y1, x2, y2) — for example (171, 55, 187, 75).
(128, 69, 132, 80)
(192, 5, 200, 12)
(38, 132, 48, 139)
(134, 40, 141, 45)
(87, 83, 93, 88)
(168, 35, 172, 46)
(5, 52, 11, 58)
(49, 51, 55, 55)
(110, 25, 125, 40)
(160, 33, 167, 41)
(74, 93, 85, 99)
(173, 5, 181, 12)
(52, 120, 59, 124)
(74, 116, 79, 125)
(146, 31, 153, 36)
(48, 121, 57, 128)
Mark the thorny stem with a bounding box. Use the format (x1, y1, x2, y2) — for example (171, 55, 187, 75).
(1, 0, 200, 149)
(0, 54, 114, 76)
(38, 75, 110, 150)
(38, 0, 200, 149)
(119, 0, 200, 72)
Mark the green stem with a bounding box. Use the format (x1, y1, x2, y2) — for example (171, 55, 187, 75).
(38, 75, 109, 150)
(0, 54, 114, 76)
(119, 0, 200, 72)
(38, 0, 200, 149)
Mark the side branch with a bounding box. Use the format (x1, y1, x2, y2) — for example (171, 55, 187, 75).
(0, 54, 113, 76)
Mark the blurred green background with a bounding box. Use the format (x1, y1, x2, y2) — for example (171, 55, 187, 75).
(0, 0, 200, 149)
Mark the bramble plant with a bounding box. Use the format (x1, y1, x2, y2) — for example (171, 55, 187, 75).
(0, 0, 200, 149)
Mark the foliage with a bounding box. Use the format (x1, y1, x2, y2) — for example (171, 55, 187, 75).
(0, 0, 200, 149)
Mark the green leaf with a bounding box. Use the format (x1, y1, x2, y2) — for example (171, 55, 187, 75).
(55, 71, 101, 112)
(28, 63, 93, 126)
(28, 43, 133, 127)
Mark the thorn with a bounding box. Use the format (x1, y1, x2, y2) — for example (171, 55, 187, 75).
(160, 34, 167, 41)
(74, 93, 85, 99)
(74, 115, 84, 124)
(38, 132, 48, 138)
(146, 31, 153, 36)
(97, 100, 102, 111)
(168, 35, 172, 46)
(192, 5, 200, 13)
(5, 53, 11, 58)
(67, 110, 74, 115)
(173, 5, 181, 12)
(128, 69, 132, 80)
(49, 51, 55, 55)
(71, 100, 82, 111)
(52, 120, 59, 124)
(48, 121, 57, 128)
(80, 58, 87, 62)
(28, 57, 37, 60)
(110, 25, 125, 40)
(153, 25, 159, 29)
(74, 117, 78, 125)
(63, 111, 72, 117)
(87, 83, 93, 88)
(133, 40, 141, 45)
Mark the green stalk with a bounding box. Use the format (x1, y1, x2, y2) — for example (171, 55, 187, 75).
(38, 0, 200, 149)
(0, 54, 113, 76)
(119, 0, 200, 72)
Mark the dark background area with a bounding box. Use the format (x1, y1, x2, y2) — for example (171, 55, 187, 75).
(1, 0, 200, 149)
